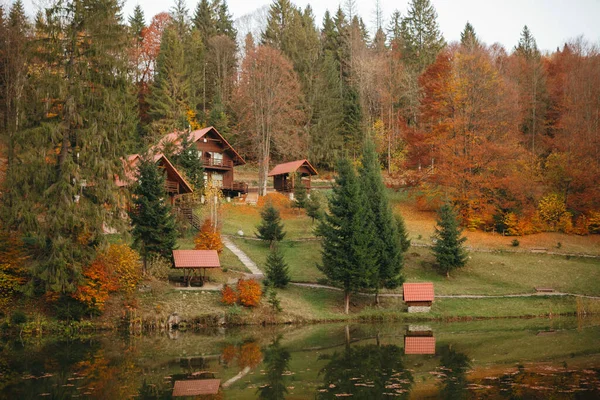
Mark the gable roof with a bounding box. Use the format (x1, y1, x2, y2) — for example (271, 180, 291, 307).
(268, 159, 318, 177)
(172, 379, 221, 397)
(404, 336, 436, 355)
(115, 153, 193, 194)
(157, 126, 246, 165)
(403, 283, 434, 302)
(172, 250, 221, 269)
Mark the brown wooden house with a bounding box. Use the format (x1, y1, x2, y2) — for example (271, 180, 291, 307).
(268, 159, 318, 192)
(115, 153, 193, 205)
(403, 282, 434, 313)
(158, 126, 247, 195)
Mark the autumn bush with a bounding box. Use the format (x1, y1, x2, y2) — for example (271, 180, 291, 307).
(194, 219, 224, 253)
(256, 193, 294, 217)
(237, 342, 263, 369)
(237, 278, 262, 307)
(220, 284, 238, 305)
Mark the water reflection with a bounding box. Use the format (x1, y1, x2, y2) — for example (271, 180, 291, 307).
(436, 344, 472, 400)
(256, 337, 291, 400)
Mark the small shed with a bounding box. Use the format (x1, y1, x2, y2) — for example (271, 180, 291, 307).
(268, 159, 318, 193)
(404, 336, 436, 355)
(172, 250, 221, 287)
(172, 379, 221, 397)
(403, 282, 434, 313)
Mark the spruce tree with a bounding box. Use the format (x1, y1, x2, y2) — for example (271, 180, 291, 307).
(395, 214, 411, 253)
(193, 0, 216, 45)
(185, 28, 206, 117)
(317, 158, 377, 314)
(358, 141, 404, 302)
(305, 191, 324, 223)
(128, 5, 145, 39)
(214, 0, 237, 40)
(460, 21, 479, 50)
(174, 131, 204, 191)
(293, 174, 308, 208)
(130, 158, 177, 271)
(264, 245, 290, 288)
(400, 0, 446, 72)
(256, 204, 286, 247)
(432, 203, 468, 278)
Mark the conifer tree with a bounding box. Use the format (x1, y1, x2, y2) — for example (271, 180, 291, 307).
(174, 131, 204, 191)
(130, 158, 177, 272)
(395, 214, 411, 253)
(432, 203, 468, 278)
(128, 5, 145, 38)
(317, 158, 377, 314)
(214, 0, 237, 40)
(185, 28, 206, 117)
(460, 21, 479, 50)
(400, 0, 446, 71)
(170, 0, 189, 39)
(264, 245, 290, 288)
(256, 204, 286, 247)
(358, 141, 404, 302)
(262, 0, 295, 49)
(305, 191, 324, 223)
(193, 0, 216, 45)
(293, 174, 308, 208)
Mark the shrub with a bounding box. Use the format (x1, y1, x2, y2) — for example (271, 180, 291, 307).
(588, 211, 600, 234)
(266, 286, 282, 313)
(194, 219, 224, 253)
(0, 231, 28, 311)
(103, 244, 142, 293)
(10, 310, 27, 325)
(237, 279, 262, 307)
(147, 255, 172, 280)
(538, 193, 567, 231)
(221, 284, 238, 305)
(511, 239, 520, 247)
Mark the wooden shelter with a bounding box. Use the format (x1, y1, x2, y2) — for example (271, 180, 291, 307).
(403, 282, 434, 312)
(268, 159, 318, 192)
(172, 250, 221, 286)
(172, 379, 221, 397)
(404, 336, 436, 355)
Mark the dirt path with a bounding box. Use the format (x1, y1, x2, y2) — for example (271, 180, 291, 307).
(222, 236, 264, 279)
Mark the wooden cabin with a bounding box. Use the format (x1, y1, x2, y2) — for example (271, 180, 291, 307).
(116, 153, 193, 205)
(268, 159, 318, 193)
(402, 282, 434, 313)
(158, 126, 247, 195)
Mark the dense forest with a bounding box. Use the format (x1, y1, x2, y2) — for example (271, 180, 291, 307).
(0, 0, 599, 294)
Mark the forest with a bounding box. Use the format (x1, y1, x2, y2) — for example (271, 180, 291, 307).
(0, 0, 599, 296)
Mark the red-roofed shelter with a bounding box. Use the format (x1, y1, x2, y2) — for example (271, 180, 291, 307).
(403, 282, 434, 312)
(404, 336, 436, 355)
(268, 159, 318, 193)
(173, 250, 221, 287)
(172, 379, 221, 397)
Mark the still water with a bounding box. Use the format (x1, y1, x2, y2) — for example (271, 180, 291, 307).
(1, 317, 599, 399)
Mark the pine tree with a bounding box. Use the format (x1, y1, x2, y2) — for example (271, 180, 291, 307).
(432, 203, 468, 278)
(515, 25, 540, 60)
(256, 204, 286, 246)
(460, 21, 479, 51)
(401, 0, 446, 72)
(317, 158, 377, 314)
(193, 0, 216, 45)
(262, 0, 295, 49)
(395, 214, 411, 253)
(128, 4, 145, 39)
(214, 0, 236, 40)
(264, 245, 290, 288)
(174, 131, 204, 191)
(293, 174, 308, 208)
(358, 141, 404, 302)
(130, 158, 177, 271)
(305, 191, 324, 223)
(147, 26, 190, 135)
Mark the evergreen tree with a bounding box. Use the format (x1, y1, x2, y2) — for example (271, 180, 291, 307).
(342, 85, 363, 150)
(193, 0, 216, 45)
(264, 245, 290, 288)
(460, 21, 479, 50)
(317, 158, 377, 314)
(387, 10, 403, 46)
(293, 174, 308, 208)
(214, 0, 236, 40)
(128, 4, 145, 39)
(170, 0, 189, 39)
(130, 158, 177, 271)
(147, 26, 190, 135)
(305, 191, 324, 223)
(432, 203, 468, 278)
(174, 131, 204, 191)
(515, 25, 540, 60)
(262, 0, 295, 49)
(395, 214, 411, 253)
(401, 0, 446, 71)
(185, 28, 206, 116)
(256, 204, 286, 246)
(358, 141, 404, 302)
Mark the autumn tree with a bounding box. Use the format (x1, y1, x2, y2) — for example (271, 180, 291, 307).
(234, 45, 305, 195)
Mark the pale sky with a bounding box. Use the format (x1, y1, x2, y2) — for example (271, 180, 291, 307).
(14, 0, 600, 52)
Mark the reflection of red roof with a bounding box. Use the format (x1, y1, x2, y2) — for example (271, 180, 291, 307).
(404, 336, 436, 355)
(172, 250, 220, 269)
(172, 379, 221, 397)
(403, 283, 434, 302)
(268, 159, 318, 176)
(157, 126, 246, 165)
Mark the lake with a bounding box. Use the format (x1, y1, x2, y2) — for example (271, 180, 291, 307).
(1, 317, 599, 399)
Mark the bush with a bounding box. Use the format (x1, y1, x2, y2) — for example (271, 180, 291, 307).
(237, 279, 262, 307)
(221, 284, 238, 305)
(10, 310, 27, 325)
(511, 239, 520, 247)
(147, 255, 171, 280)
(194, 219, 224, 253)
(54, 295, 93, 321)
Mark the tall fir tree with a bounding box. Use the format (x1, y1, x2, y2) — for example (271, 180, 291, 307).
(432, 203, 468, 278)
(262, 0, 295, 49)
(128, 4, 145, 39)
(358, 141, 404, 303)
(256, 204, 286, 247)
(264, 245, 290, 288)
(293, 174, 308, 208)
(400, 0, 446, 72)
(317, 158, 377, 314)
(193, 0, 216, 45)
(395, 214, 411, 253)
(170, 0, 190, 39)
(305, 190, 324, 223)
(460, 21, 479, 51)
(173, 131, 204, 191)
(185, 28, 206, 117)
(214, 0, 237, 40)
(129, 158, 177, 271)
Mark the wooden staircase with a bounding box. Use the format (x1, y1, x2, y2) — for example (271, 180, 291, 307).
(178, 206, 202, 230)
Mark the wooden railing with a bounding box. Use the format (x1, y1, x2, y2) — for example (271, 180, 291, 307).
(222, 181, 248, 193)
(165, 180, 179, 193)
(202, 157, 233, 168)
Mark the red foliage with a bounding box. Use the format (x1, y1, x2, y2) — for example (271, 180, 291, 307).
(195, 219, 224, 253)
(220, 284, 238, 305)
(237, 279, 262, 307)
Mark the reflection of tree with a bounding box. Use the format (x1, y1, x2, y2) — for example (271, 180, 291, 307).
(437, 345, 471, 400)
(257, 337, 291, 400)
(317, 344, 413, 399)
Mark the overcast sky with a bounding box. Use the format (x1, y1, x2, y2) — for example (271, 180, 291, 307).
(15, 0, 600, 52)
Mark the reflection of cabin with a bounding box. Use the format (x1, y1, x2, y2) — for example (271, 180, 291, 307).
(403, 282, 434, 313)
(404, 336, 436, 355)
(268, 159, 318, 193)
(116, 153, 193, 205)
(172, 250, 221, 286)
(158, 126, 247, 195)
(172, 379, 221, 397)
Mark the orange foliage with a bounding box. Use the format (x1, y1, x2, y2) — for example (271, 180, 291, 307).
(237, 279, 262, 307)
(220, 284, 238, 305)
(221, 345, 237, 364)
(256, 193, 295, 217)
(195, 219, 224, 253)
(237, 342, 263, 369)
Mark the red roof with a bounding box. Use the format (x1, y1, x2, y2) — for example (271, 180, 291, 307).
(115, 153, 193, 194)
(172, 379, 221, 397)
(403, 283, 434, 302)
(268, 159, 318, 177)
(172, 250, 221, 269)
(157, 126, 246, 165)
(404, 336, 436, 355)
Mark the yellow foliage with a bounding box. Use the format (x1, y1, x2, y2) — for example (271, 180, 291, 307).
(538, 193, 567, 231)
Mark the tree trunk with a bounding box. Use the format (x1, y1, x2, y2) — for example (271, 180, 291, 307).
(345, 324, 350, 345)
(344, 291, 350, 314)
(375, 289, 380, 305)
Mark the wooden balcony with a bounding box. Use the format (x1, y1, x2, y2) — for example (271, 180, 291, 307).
(202, 157, 233, 169)
(165, 180, 179, 193)
(222, 181, 248, 194)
